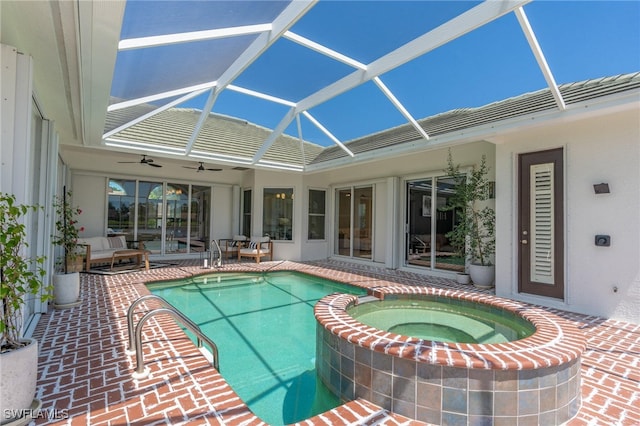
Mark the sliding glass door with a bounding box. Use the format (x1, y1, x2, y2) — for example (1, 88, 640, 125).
(335, 186, 373, 259)
(406, 176, 463, 272)
(108, 179, 211, 255)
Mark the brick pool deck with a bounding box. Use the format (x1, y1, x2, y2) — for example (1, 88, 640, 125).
(28, 259, 639, 425)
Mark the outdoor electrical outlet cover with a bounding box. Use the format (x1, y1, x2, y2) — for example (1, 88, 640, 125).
(595, 235, 611, 246)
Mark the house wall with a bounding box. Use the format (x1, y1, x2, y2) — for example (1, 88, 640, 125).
(71, 174, 107, 236)
(495, 107, 640, 323)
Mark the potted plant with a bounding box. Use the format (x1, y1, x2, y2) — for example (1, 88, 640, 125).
(444, 150, 496, 288)
(1, 193, 50, 424)
(51, 189, 83, 308)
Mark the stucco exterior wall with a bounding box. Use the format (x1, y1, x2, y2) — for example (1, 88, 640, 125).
(495, 107, 640, 323)
(71, 174, 107, 236)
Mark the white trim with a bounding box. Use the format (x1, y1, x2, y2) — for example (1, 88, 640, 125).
(302, 111, 354, 157)
(104, 88, 210, 138)
(118, 24, 273, 51)
(283, 31, 367, 70)
(104, 138, 186, 154)
(227, 84, 296, 107)
(515, 7, 565, 111)
(373, 76, 430, 141)
(107, 83, 215, 112)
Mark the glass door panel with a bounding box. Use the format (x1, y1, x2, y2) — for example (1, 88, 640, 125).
(435, 177, 464, 272)
(335, 189, 352, 256)
(406, 177, 465, 272)
(138, 181, 164, 254)
(353, 187, 372, 259)
(191, 185, 210, 254)
(406, 180, 432, 267)
(108, 179, 136, 240)
(165, 183, 189, 254)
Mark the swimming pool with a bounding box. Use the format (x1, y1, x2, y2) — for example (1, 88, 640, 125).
(147, 271, 366, 425)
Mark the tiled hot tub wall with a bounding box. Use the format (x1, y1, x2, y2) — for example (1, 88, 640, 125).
(315, 289, 586, 425)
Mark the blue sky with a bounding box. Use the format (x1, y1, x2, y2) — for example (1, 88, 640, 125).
(113, 1, 640, 147)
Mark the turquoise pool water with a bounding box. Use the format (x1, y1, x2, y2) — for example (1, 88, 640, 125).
(147, 271, 365, 425)
(347, 296, 535, 343)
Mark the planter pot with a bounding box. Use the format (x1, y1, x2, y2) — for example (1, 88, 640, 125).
(53, 272, 81, 308)
(66, 257, 84, 273)
(456, 273, 471, 285)
(469, 263, 495, 289)
(0, 338, 38, 425)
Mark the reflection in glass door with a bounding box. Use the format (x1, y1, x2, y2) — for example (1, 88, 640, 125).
(335, 186, 373, 259)
(108, 180, 211, 255)
(108, 179, 136, 240)
(191, 185, 211, 254)
(406, 177, 463, 272)
(353, 187, 372, 259)
(138, 181, 164, 254)
(165, 183, 189, 254)
(336, 189, 351, 256)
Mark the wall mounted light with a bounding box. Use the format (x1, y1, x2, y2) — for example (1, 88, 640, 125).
(593, 183, 610, 194)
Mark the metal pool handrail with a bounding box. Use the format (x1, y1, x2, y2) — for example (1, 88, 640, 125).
(210, 239, 222, 268)
(126, 294, 220, 379)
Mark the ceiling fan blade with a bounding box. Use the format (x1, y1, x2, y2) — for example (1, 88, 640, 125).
(182, 166, 198, 170)
(117, 161, 138, 164)
(206, 168, 223, 171)
(148, 163, 162, 168)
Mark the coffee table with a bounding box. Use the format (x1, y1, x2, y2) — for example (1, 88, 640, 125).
(110, 249, 150, 271)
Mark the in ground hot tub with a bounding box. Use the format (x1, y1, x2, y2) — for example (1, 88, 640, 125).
(315, 288, 586, 425)
(348, 296, 536, 344)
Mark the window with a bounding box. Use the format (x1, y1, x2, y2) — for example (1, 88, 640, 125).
(308, 189, 326, 240)
(107, 179, 136, 238)
(242, 189, 252, 237)
(263, 188, 293, 241)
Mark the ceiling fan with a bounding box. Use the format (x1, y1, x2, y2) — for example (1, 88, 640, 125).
(183, 162, 222, 172)
(117, 154, 162, 168)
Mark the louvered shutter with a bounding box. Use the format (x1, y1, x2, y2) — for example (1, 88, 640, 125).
(530, 163, 554, 285)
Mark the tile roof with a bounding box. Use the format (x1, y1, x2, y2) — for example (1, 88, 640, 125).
(105, 73, 639, 169)
(105, 105, 325, 167)
(310, 72, 640, 164)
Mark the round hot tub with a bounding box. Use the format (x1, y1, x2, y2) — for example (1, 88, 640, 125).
(315, 287, 586, 425)
(348, 296, 536, 344)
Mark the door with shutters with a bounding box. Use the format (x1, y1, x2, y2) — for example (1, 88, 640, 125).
(518, 148, 564, 299)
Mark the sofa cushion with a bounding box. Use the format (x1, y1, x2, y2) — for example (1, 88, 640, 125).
(89, 249, 120, 260)
(108, 236, 127, 249)
(78, 237, 109, 251)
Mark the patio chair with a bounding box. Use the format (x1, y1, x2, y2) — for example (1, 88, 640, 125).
(238, 236, 273, 263)
(220, 235, 247, 259)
